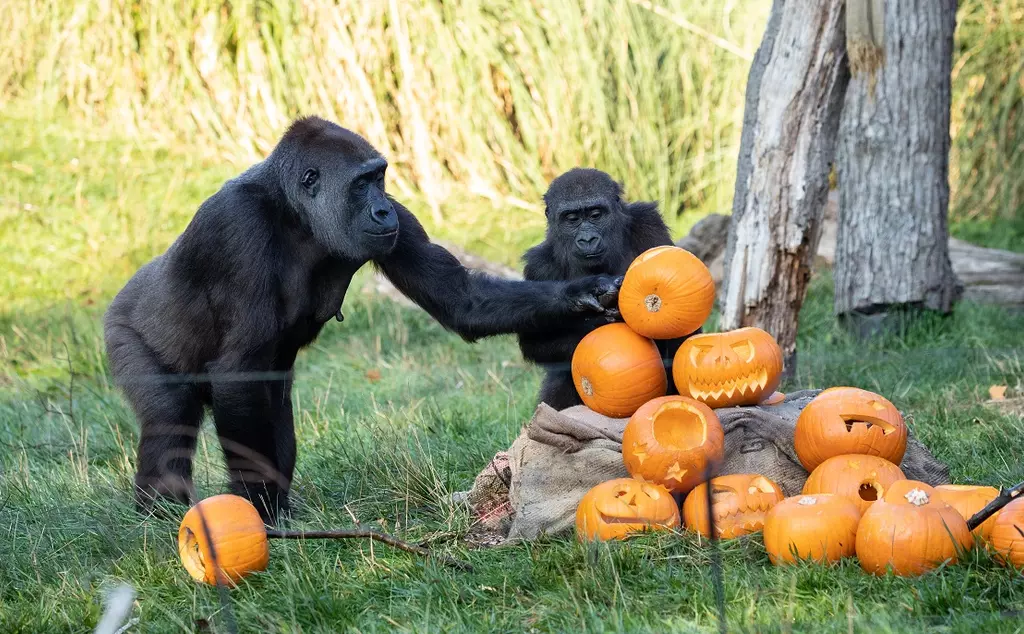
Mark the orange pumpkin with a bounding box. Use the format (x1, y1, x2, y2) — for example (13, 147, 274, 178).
(933, 484, 1001, 540)
(794, 387, 908, 472)
(801, 454, 905, 514)
(856, 480, 972, 577)
(575, 478, 681, 541)
(618, 246, 715, 339)
(762, 494, 862, 565)
(989, 497, 1024, 569)
(622, 396, 725, 494)
(178, 494, 270, 586)
(671, 328, 783, 409)
(682, 473, 784, 539)
(570, 323, 667, 417)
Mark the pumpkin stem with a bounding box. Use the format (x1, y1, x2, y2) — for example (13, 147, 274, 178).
(798, 497, 817, 506)
(644, 294, 662, 312)
(905, 488, 930, 506)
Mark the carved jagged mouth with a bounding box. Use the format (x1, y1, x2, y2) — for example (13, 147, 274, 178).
(710, 508, 769, 532)
(841, 417, 897, 435)
(687, 367, 769, 402)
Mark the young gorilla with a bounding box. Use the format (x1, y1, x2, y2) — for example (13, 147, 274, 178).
(518, 168, 697, 411)
(105, 117, 619, 522)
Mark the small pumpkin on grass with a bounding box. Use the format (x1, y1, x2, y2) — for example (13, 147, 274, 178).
(618, 246, 715, 340)
(672, 327, 783, 409)
(855, 480, 972, 577)
(794, 387, 907, 472)
(989, 497, 1024, 569)
(571, 323, 667, 418)
(762, 494, 862, 565)
(682, 473, 784, 539)
(575, 478, 680, 541)
(622, 396, 725, 494)
(801, 453, 905, 514)
(178, 494, 270, 586)
(933, 484, 1001, 540)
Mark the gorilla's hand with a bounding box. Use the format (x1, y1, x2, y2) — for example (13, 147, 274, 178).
(565, 275, 623, 316)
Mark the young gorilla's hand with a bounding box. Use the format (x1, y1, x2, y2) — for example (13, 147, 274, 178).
(564, 275, 623, 318)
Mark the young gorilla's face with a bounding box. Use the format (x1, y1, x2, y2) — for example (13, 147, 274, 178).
(544, 169, 631, 273)
(286, 125, 399, 262)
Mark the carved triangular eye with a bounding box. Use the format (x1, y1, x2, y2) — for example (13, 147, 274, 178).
(730, 340, 755, 362)
(690, 343, 715, 365)
(748, 476, 777, 494)
(640, 484, 662, 499)
(711, 485, 737, 501)
(868, 400, 888, 411)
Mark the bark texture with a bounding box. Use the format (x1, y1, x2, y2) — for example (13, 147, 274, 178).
(834, 0, 961, 323)
(720, 0, 849, 367)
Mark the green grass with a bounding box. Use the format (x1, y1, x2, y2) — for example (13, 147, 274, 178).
(2, 114, 1024, 633)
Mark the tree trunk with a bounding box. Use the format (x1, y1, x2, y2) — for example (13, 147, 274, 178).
(720, 0, 849, 371)
(834, 0, 962, 335)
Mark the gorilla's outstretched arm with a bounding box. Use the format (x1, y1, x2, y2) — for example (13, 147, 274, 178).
(375, 203, 619, 342)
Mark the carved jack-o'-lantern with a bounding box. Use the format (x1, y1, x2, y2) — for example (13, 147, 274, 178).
(681, 473, 784, 539)
(671, 328, 783, 409)
(794, 387, 908, 472)
(575, 478, 681, 541)
(801, 454, 905, 514)
(622, 396, 725, 494)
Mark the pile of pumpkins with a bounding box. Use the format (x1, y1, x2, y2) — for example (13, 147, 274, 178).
(573, 246, 1024, 576)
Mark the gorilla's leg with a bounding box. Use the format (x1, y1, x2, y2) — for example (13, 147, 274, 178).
(209, 377, 291, 522)
(106, 323, 204, 512)
(537, 370, 584, 412)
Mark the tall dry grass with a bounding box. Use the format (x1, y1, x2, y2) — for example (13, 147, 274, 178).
(0, 0, 768, 227)
(0, 0, 1019, 236)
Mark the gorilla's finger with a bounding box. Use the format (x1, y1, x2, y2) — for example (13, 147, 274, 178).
(573, 295, 606, 313)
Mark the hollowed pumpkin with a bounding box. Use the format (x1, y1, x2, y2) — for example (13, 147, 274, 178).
(801, 454, 905, 514)
(178, 494, 270, 586)
(571, 323, 667, 418)
(681, 473, 784, 539)
(989, 497, 1024, 569)
(618, 246, 715, 339)
(794, 387, 908, 472)
(671, 328, 783, 409)
(621, 396, 725, 494)
(575, 478, 680, 541)
(856, 480, 972, 577)
(762, 494, 862, 565)
(933, 484, 1001, 540)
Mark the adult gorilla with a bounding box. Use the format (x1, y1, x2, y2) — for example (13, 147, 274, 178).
(105, 117, 619, 522)
(519, 168, 697, 410)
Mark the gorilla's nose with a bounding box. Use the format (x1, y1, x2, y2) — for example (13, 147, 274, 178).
(371, 205, 398, 232)
(577, 235, 601, 250)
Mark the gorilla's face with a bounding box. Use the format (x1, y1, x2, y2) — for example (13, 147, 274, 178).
(284, 124, 399, 262)
(544, 168, 632, 275)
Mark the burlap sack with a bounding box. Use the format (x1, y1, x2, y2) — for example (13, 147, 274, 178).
(458, 390, 950, 544)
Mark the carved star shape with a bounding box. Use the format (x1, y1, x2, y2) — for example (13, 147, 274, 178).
(665, 462, 688, 483)
(632, 442, 649, 465)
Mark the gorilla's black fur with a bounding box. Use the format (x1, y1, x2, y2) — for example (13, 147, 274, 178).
(105, 117, 619, 521)
(518, 168, 696, 410)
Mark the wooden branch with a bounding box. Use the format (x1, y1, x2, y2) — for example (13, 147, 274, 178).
(266, 529, 473, 571)
(966, 480, 1024, 532)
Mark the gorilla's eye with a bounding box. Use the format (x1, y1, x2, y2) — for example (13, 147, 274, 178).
(588, 208, 603, 220)
(300, 169, 319, 189)
(564, 212, 580, 224)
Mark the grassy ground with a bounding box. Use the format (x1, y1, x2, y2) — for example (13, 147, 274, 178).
(2, 114, 1024, 633)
